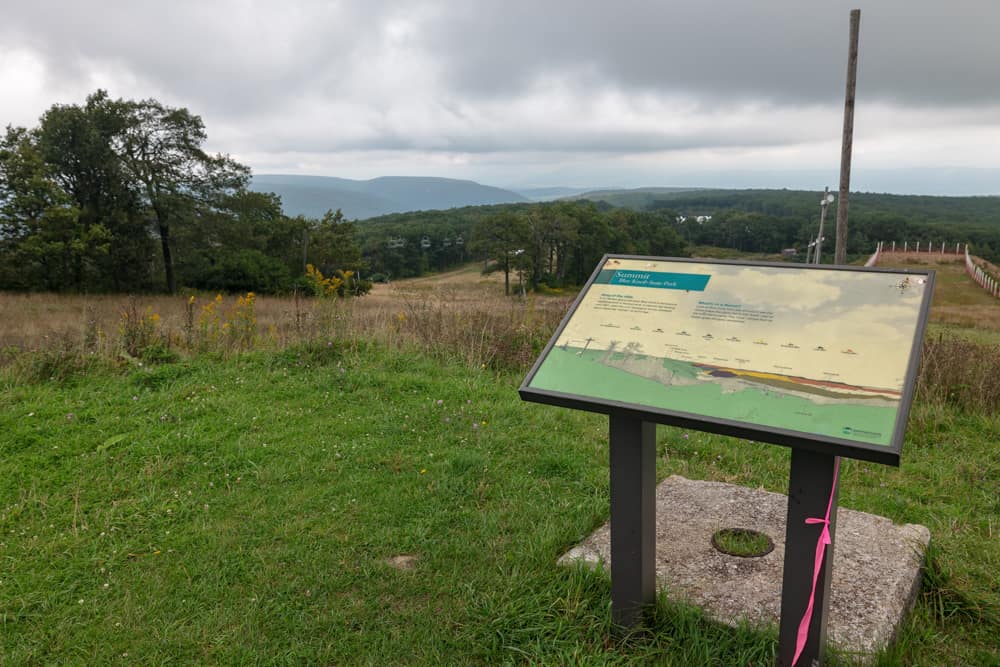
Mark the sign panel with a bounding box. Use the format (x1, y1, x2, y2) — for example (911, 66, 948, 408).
(520, 255, 934, 465)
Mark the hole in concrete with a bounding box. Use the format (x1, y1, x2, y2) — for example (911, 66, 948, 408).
(711, 528, 774, 558)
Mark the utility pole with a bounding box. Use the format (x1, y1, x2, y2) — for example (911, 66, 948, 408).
(834, 9, 860, 265)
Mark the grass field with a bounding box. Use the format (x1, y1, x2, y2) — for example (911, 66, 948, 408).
(1, 263, 998, 665)
(877, 251, 1000, 334)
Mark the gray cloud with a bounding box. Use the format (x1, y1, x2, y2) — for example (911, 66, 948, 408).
(0, 0, 388, 116)
(422, 0, 1000, 106)
(1, 0, 999, 192)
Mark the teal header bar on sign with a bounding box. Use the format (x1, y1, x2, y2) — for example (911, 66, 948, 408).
(596, 269, 711, 291)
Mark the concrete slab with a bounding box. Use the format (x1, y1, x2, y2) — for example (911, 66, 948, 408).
(560, 475, 930, 661)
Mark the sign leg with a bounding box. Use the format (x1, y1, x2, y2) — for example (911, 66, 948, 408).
(777, 450, 840, 666)
(608, 415, 657, 626)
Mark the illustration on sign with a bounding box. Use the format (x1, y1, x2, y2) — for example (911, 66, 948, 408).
(525, 257, 932, 449)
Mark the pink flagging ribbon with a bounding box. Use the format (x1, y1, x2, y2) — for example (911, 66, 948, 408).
(791, 456, 841, 667)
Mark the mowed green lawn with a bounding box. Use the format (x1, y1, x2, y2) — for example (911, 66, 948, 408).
(1, 342, 998, 665)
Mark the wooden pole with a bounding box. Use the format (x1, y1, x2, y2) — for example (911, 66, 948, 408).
(834, 9, 861, 265)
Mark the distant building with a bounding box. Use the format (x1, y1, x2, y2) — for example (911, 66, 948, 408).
(781, 248, 797, 256)
(677, 214, 712, 224)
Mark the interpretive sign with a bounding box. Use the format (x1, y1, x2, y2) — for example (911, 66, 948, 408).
(521, 255, 934, 465)
(520, 254, 934, 663)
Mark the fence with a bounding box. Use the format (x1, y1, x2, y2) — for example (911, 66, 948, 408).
(865, 240, 966, 267)
(864, 242, 1000, 299)
(864, 241, 882, 267)
(965, 246, 1000, 298)
(879, 241, 964, 255)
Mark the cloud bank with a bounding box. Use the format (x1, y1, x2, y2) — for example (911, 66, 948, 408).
(2, 1, 999, 192)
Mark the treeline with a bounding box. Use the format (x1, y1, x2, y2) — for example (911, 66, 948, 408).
(0, 91, 367, 295)
(642, 189, 1000, 261)
(355, 201, 689, 292)
(355, 204, 523, 280)
(9, 91, 997, 296)
(472, 202, 688, 293)
(358, 187, 1000, 287)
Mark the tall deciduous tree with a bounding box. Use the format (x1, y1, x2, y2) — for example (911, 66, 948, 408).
(35, 92, 148, 290)
(172, 190, 298, 293)
(0, 125, 110, 290)
(472, 210, 532, 296)
(112, 96, 250, 293)
(308, 209, 364, 271)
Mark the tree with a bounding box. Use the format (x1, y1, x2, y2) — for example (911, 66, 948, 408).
(525, 202, 582, 288)
(112, 95, 250, 293)
(36, 92, 150, 290)
(307, 209, 363, 273)
(171, 189, 305, 293)
(472, 210, 532, 295)
(0, 125, 110, 290)
(3, 90, 329, 294)
(553, 201, 609, 285)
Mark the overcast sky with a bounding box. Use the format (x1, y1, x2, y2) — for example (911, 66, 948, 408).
(2, 1, 999, 194)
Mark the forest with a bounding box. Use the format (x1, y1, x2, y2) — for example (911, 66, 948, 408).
(640, 188, 1000, 259)
(356, 186, 1000, 287)
(356, 201, 688, 292)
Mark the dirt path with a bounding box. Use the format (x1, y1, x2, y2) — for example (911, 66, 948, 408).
(367, 262, 508, 303)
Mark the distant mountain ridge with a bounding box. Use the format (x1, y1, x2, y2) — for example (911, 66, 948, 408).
(512, 186, 604, 201)
(504, 186, 705, 202)
(251, 174, 528, 220)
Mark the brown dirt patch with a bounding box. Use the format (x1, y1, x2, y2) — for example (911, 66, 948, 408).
(386, 554, 420, 571)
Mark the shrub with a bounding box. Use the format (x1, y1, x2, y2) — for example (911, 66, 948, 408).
(119, 299, 164, 359)
(186, 248, 292, 294)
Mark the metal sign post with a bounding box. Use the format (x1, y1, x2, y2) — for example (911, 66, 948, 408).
(777, 450, 841, 666)
(608, 415, 657, 625)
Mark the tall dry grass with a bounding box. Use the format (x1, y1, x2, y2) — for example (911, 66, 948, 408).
(5, 277, 1000, 417)
(385, 288, 571, 369)
(0, 282, 573, 380)
(916, 334, 1000, 413)
(0, 292, 322, 354)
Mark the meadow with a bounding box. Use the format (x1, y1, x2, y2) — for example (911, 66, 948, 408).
(1, 259, 998, 665)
